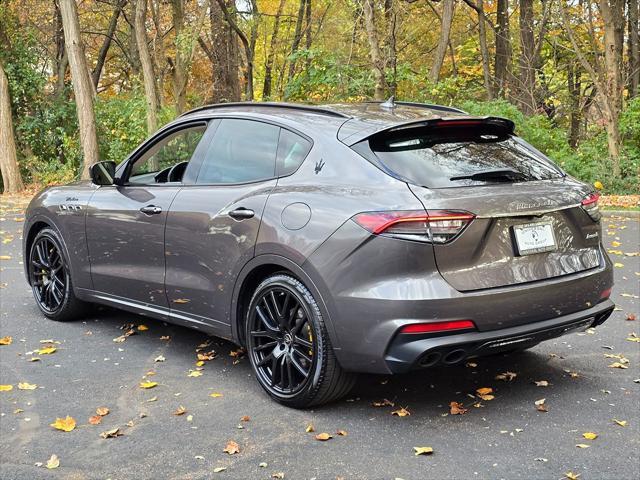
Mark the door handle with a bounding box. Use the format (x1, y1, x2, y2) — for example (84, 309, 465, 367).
(140, 205, 162, 215)
(228, 208, 255, 220)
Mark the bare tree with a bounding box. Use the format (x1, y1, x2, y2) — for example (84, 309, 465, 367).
(516, 0, 535, 113)
(363, 0, 387, 100)
(263, 0, 286, 99)
(561, 1, 625, 174)
(287, 0, 307, 83)
(59, 0, 99, 179)
(494, 0, 511, 97)
(92, 0, 125, 89)
(629, 0, 640, 97)
(135, 0, 159, 136)
(0, 61, 24, 193)
(429, 0, 456, 83)
(200, 0, 241, 102)
(477, 0, 493, 99)
(384, 0, 397, 96)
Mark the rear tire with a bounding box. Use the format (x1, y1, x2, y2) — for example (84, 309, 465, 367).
(28, 228, 88, 321)
(245, 274, 356, 408)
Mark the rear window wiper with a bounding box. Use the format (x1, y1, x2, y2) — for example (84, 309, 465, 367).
(450, 168, 527, 182)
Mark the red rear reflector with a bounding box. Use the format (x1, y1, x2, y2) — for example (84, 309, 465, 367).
(581, 192, 600, 206)
(600, 287, 612, 299)
(400, 320, 476, 334)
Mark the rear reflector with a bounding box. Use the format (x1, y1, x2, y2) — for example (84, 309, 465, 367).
(400, 320, 476, 334)
(353, 210, 475, 243)
(600, 287, 612, 299)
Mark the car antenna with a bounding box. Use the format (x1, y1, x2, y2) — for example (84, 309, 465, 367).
(380, 95, 396, 109)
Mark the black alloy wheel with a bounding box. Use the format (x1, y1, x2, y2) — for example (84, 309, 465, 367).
(248, 285, 315, 395)
(28, 228, 86, 321)
(30, 236, 67, 314)
(246, 274, 356, 408)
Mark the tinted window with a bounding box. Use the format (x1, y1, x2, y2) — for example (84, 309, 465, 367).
(129, 125, 206, 184)
(277, 129, 312, 176)
(355, 134, 563, 188)
(197, 119, 279, 184)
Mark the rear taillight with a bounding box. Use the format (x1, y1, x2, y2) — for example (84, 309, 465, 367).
(353, 210, 474, 243)
(581, 192, 601, 222)
(400, 320, 476, 334)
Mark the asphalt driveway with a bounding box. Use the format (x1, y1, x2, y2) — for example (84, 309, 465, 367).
(1, 200, 638, 480)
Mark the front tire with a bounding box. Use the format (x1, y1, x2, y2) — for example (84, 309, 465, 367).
(245, 274, 356, 408)
(28, 228, 87, 321)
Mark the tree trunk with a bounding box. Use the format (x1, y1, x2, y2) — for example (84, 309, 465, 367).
(304, 0, 312, 69)
(517, 0, 536, 114)
(494, 0, 511, 97)
(59, 0, 99, 179)
(477, 0, 493, 99)
(170, 0, 188, 114)
(286, 0, 307, 83)
(53, 0, 68, 97)
(599, 0, 625, 175)
(135, 0, 159, 138)
(205, 0, 241, 102)
(567, 63, 581, 148)
(215, 0, 255, 100)
(629, 0, 639, 97)
(0, 61, 24, 194)
(363, 0, 387, 101)
(92, 0, 124, 90)
(384, 0, 397, 96)
(429, 0, 455, 83)
(262, 0, 286, 100)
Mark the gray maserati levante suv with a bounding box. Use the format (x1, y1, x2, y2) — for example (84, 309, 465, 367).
(23, 100, 614, 407)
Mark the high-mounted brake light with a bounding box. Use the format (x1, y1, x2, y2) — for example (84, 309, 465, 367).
(581, 192, 601, 221)
(353, 210, 475, 243)
(400, 320, 476, 334)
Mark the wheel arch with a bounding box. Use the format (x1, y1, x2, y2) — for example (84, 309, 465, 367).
(23, 218, 54, 285)
(231, 255, 341, 351)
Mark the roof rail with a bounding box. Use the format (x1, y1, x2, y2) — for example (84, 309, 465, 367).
(393, 101, 467, 114)
(179, 102, 351, 119)
(365, 100, 466, 115)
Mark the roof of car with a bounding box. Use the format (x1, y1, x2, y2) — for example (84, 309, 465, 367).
(179, 100, 470, 145)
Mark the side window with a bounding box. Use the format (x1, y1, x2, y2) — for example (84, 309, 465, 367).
(196, 119, 279, 184)
(129, 125, 206, 184)
(277, 129, 312, 176)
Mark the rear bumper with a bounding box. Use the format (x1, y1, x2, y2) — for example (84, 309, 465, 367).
(384, 299, 615, 373)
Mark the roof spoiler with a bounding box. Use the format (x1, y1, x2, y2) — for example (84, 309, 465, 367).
(364, 116, 516, 149)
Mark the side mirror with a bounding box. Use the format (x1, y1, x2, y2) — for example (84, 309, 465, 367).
(90, 161, 117, 186)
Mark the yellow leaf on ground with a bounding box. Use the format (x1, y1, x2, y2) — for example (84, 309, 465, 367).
(46, 454, 60, 469)
(0, 255, 11, 260)
(593, 181, 603, 190)
(50, 416, 76, 432)
(305, 424, 315, 433)
(315, 432, 333, 441)
(391, 407, 411, 417)
(240, 415, 250, 422)
(173, 405, 187, 415)
(565, 472, 581, 480)
(336, 429, 348, 436)
(575, 444, 590, 449)
(476, 387, 493, 396)
(613, 419, 627, 427)
(614, 263, 624, 268)
(139, 381, 158, 389)
(137, 325, 149, 331)
(611, 241, 621, 247)
(413, 446, 434, 456)
(96, 407, 109, 416)
(372, 398, 394, 407)
(0, 385, 13, 392)
(582, 432, 598, 440)
(213, 467, 227, 473)
(0, 336, 12, 345)
(223, 440, 240, 454)
(209, 392, 223, 398)
(535, 398, 548, 412)
(534, 380, 549, 387)
(188, 370, 203, 377)
(495, 371, 517, 381)
(17, 382, 37, 390)
(37, 346, 56, 355)
(609, 362, 628, 369)
(173, 298, 190, 304)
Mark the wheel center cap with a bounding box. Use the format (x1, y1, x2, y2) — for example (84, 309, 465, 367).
(283, 333, 293, 345)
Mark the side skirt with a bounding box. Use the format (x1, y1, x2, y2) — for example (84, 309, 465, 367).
(76, 288, 234, 339)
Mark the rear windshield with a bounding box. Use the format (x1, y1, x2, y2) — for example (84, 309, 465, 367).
(353, 132, 564, 188)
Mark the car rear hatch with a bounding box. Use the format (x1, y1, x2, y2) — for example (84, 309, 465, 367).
(350, 117, 603, 291)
